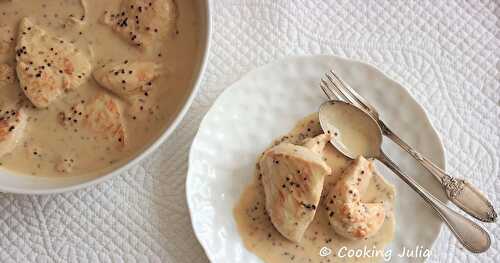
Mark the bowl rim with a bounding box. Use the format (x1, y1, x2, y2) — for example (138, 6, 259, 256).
(0, 0, 213, 195)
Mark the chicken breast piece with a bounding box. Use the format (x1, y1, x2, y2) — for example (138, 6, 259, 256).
(93, 60, 160, 98)
(260, 134, 331, 242)
(0, 64, 29, 109)
(302, 134, 331, 155)
(0, 64, 27, 158)
(0, 25, 15, 54)
(15, 18, 92, 108)
(325, 156, 386, 240)
(102, 0, 177, 50)
(0, 107, 27, 158)
(58, 94, 126, 148)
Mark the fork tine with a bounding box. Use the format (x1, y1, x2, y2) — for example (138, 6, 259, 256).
(321, 78, 346, 101)
(325, 73, 356, 104)
(325, 71, 358, 106)
(320, 81, 334, 100)
(328, 69, 372, 113)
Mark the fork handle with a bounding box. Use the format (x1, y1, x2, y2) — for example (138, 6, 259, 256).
(377, 151, 491, 253)
(379, 121, 497, 223)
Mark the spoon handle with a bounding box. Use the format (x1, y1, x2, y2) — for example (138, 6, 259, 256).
(379, 121, 497, 223)
(378, 150, 491, 253)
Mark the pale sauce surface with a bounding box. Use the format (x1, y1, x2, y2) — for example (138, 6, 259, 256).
(0, 0, 202, 176)
(234, 114, 396, 263)
(320, 102, 381, 158)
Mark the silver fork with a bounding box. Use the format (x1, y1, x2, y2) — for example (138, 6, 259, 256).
(320, 69, 497, 223)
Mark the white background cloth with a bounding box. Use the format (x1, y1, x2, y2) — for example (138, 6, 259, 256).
(0, 0, 498, 262)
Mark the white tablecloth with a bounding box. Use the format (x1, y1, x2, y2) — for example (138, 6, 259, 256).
(0, 0, 498, 262)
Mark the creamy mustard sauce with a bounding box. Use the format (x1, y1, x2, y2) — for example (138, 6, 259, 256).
(320, 102, 380, 158)
(234, 114, 396, 263)
(0, 0, 201, 176)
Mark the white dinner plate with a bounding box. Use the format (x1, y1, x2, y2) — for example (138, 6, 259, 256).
(187, 55, 446, 263)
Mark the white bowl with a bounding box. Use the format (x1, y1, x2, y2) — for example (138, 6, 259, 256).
(0, 0, 212, 195)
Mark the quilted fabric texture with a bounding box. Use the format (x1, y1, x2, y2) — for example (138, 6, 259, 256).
(0, 0, 498, 262)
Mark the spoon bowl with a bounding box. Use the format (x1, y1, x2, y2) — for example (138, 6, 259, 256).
(319, 100, 381, 159)
(318, 100, 491, 253)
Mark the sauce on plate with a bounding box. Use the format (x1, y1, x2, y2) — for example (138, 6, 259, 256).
(319, 101, 380, 158)
(234, 114, 396, 263)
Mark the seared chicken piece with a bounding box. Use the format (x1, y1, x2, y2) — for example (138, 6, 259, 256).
(102, 0, 177, 50)
(93, 60, 160, 98)
(302, 134, 331, 155)
(0, 107, 27, 158)
(0, 64, 27, 158)
(0, 64, 32, 114)
(59, 94, 126, 148)
(1, 63, 29, 109)
(15, 18, 92, 108)
(0, 25, 15, 54)
(260, 134, 331, 242)
(325, 156, 386, 240)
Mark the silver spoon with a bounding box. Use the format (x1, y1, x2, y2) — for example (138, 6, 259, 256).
(318, 100, 491, 253)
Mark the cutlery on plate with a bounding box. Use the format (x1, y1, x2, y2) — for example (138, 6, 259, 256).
(318, 100, 491, 253)
(320, 69, 497, 223)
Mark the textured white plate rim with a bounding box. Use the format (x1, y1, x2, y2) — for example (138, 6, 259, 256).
(186, 55, 446, 262)
(0, 0, 213, 195)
